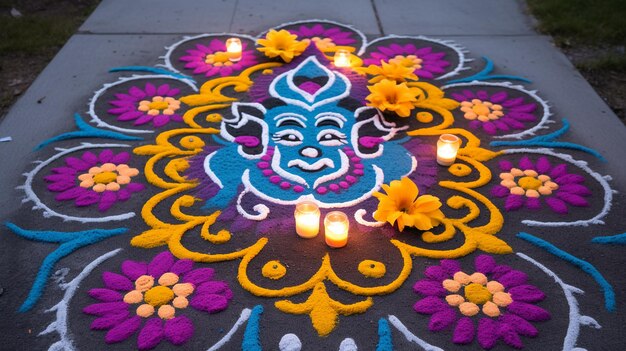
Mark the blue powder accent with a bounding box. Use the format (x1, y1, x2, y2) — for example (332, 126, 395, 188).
(109, 66, 195, 83)
(517, 232, 616, 312)
(4, 222, 128, 312)
(36, 114, 142, 150)
(446, 57, 531, 84)
(490, 119, 606, 161)
(241, 305, 263, 351)
(376, 318, 393, 351)
(592, 232, 626, 245)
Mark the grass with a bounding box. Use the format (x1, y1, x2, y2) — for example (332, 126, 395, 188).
(576, 54, 626, 73)
(527, 0, 626, 46)
(0, 15, 79, 55)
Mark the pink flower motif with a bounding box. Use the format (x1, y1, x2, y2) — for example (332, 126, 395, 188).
(413, 255, 550, 349)
(363, 44, 451, 80)
(288, 24, 358, 50)
(491, 157, 591, 214)
(44, 149, 145, 212)
(107, 83, 183, 128)
(179, 39, 257, 78)
(451, 90, 539, 135)
(84, 251, 233, 350)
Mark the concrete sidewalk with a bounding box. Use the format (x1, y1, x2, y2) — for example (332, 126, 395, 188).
(1, 0, 625, 214)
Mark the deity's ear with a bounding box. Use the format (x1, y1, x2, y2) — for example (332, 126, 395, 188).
(221, 102, 269, 159)
(350, 107, 406, 158)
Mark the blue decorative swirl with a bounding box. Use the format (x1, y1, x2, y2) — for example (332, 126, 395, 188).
(109, 66, 195, 82)
(592, 232, 626, 245)
(446, 56, 531, 84)
(376, 318, 393, 351)
(241, 305, 263, 350)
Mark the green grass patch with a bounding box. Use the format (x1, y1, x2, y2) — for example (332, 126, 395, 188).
(0, 15, 80, 55)
(576, 54, 626, 72)
(527, 0, 626, 46)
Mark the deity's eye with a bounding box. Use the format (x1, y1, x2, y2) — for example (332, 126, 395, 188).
(272, 129, 303, 146)
(317, 130, 347, 147)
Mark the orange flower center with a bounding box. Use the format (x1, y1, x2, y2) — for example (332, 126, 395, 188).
(464, 283, 492, 304)
(518, 176, 542, 190)
(472, 102, 491, 116)
(205, 51, 234, 66)
(92, 171, 118, 184)
(148, 101, 169, 110)
(144, 286, 175, 306)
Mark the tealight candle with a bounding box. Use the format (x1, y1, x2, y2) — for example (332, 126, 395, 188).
(226, 37, 242, 62)
(294, 201, 320, 238)
(334, 49, 351, 68)
(324, 211, 349, 248)
(437, 134, 461, 166)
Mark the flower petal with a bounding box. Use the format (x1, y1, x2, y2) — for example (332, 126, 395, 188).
(474, 255, 497, 274)
(477, 318, 498, 349)
(413, 296, 449, 314)
(440, 259, 462, 275)
(555, 192, 589, 207)
(99, 149, 114, 163)
(182, 268, 215, 285)
(428, 308, 456, 331)
(110, 152, 131, 164)
(137, 317, 165, 351)
(170, 259, 194, 276)
(105, 315, 142, 344)
(558, 184, 592, 196)
(413, 280, 447, 297)
(122, 260, 148, 280)
(504, 194, 525, 211)
(196, 281, 232, 300)
(499, 313, 538, 336)
(498, 322, 524, 349)
(88, 288, 123, 302)
(491, 185, 509, 198)
(424, 265, 449, 282)
(147, 251, 175, 278)
(190, 293, 229, 313)
(164, 316, 194, 345)
(506, 301, 551, 321)
(90, 310, 130, 330)
(545, 197, 569, 214)
(98, 191, 118, 212)
(103, 272, 134, 291)
(508, 285, 546, 303)
(83, 302, 129, 316)
(498, 270, 528, 288)
(452, 317, 475, 344)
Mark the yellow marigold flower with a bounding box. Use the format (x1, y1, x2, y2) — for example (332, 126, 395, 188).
(257, 29, 309, 63)
(365, 79, 421, 117)
(365, 61, 418, 83)
(373, 177, 445, 231)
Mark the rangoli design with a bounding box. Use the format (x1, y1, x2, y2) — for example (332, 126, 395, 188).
(3, 20, 622, 350)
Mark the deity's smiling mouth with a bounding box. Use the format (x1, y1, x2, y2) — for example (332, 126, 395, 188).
(287, 158, 334, 172)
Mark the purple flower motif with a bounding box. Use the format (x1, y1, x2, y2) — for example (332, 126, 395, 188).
(363, 44, 451, 79)
(107, 82, 183, 128)
(44, 149, 145, 212)
(179, 39, 257, 78)
(451, 90, 539, 135)
(288, 24, 357, 49)
(491, 156, 591, 214)
(413, 255, 550, 349)
(84, 251, 233, 350)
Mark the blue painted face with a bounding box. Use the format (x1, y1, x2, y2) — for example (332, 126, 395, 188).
(265, 103, 354, 189)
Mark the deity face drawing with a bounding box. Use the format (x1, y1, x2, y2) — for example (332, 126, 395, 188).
(197, 55, 417, 216)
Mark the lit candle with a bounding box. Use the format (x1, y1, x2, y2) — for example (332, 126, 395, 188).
(226, 37, 242, 62)
(324, 211, 349, 248)
(294, 201, 320, 238)
(334, 49, 351, 68)
(437, 134, 461, 166)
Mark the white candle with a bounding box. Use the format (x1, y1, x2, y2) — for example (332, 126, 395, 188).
(226, 38, 242, 62)
(334, 49, 351, 68)
(294, 201, 320, 238)
(324, 211, 349, 248)
(437, 134, 461, 166)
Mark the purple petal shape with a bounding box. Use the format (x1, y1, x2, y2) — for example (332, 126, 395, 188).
(43, 174, 73, 182)
(164, 316, 194, 345)
(501, 117, 526, 129)
(137, 318, 165, 351)
(519, 156, 535, 170)
(490, 265, 512, 280)
(190, 293, 229, 313)
(549, 164, 568, 178)
(507, 301, 550, 321)
(82, 151, 98, 164)
(153, 114, 170, 127)
(65, 157, 90, 171)
(147, 251, 175, 278)
(128, 87, 147, 99)
(475, 255, 496, 274)
(428, 308, 456, 331)
(504, 194, 525, 211)
(89, 288, 123, 302)
(75, 191, 100, 207)
(157, 84, 171, 96)
(545, 197, 569, 214)
(55, 187, 86, 201)
(499, 313, 538, 336)
(498, 322, 524, 349)
(47, 182, 74, 192)
(51, 166, 77, 175)
(117, 111, 143, 121)
(477, 318, 498, 350)
(170, 259, 194, 276)
(493, 120, 510, 131)
(498, 270, 528, 288)
(424, 265, 449, 281)
(183, 268, 215, 285)
(145, 83, 156, 96)
(525, 197, 541, 210)
(91, 311, 130, 330)
(499, 160, 513, 171)
(476, 91, 489, 100)
(508, 111, 537, 122)
(490, 92, 508, 103)
(103, 272, 134, 291)
(110, 152, 131, 164)
(509, 103, 537, 113)
(126, 183, 146, 193)
(413, 296, 449, 314)
(558, 184, 592, 196)
(413, 280, 447, 297)
(134, 114, 154, 126)
(83, 301, 129, 316)
(99, 149, 114, 163)
(105, 315, 142, 344)
(555, 174, 585, 185)
(535, 157, 551, 174)
(482, 122, 498, 135)
(121, 260, 148, 280)
(556, 192, 589, 207)
(508, 285, 546, 303)
(502, 97, 524, 107)
(98, 191, 118, 212)
(440, 259, 462, 275)
(452, 317, 475, 344)
(196, 281, 231, 296)
(491, 185, 509, 198)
